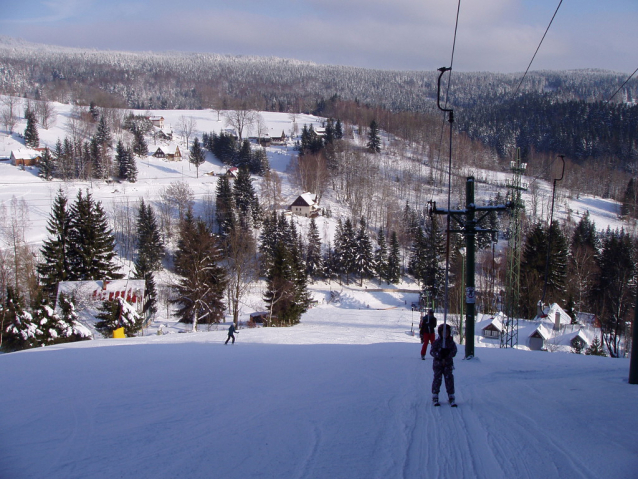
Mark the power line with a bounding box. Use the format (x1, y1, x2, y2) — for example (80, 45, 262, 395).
(608, 66, 638, 102)
(513, 0, 564, 96)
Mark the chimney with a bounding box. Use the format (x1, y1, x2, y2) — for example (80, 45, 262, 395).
(102, 280, 109, 290)
(554, 311, 561, 331)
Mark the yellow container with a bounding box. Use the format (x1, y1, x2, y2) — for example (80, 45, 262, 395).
(112, 327, 126, 339)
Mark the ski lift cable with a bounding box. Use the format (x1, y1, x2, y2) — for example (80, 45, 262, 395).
(435, 0, 462, 347)
(430, 0, 462, 204)
(512, 0, 564, 97)
(608, 66, 638, 102)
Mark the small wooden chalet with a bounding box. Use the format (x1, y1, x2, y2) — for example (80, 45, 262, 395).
(10, 148, 41, 167)
(152, 144, 182, 161)
(482, 316, 503, 339)
(290, 192, 318, 217)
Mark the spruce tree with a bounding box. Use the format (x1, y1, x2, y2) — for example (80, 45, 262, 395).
(591, 228, 634, 358)
(38, 148, 56, 180)
(354, 218, 376, 286)
(95, 297, 143, 337)
(305, 217, 323, 279)
(134, 199, 164, 274)
(387, 231, 402, 284)
(263, 239, 309, 326)
(421, 215, 446, 301)
(189, 137, 206, 177)
(215, 175, 236, 237)
(374, 226, 388, 283)
(334, 119, 343, 140)
(233, 167, 261, 228)
(116, 140, 129, 180)
(24, 108, 39, 148)
(367, 119, 381, 153)
(333, 218, 357, 284)
(37, 188, 72, 300)
(125, 145, 138, 182)
(68, 190, 122, 281)
(172, 214, 227, 328)
(237, 139, 252, 170)
(3, 288, 35, 351)
(132, 127, 148, 157)
(134, 200, 164, 323)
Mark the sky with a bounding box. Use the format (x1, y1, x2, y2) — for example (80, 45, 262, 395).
(1, 0, 637, 73)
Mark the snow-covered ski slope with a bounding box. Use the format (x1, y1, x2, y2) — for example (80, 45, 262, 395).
(1, 292, 636, 479)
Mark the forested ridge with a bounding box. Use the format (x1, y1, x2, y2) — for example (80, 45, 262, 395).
(2, 36, 638, 171)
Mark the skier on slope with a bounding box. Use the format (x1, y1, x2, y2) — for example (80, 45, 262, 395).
(419, 309, 437, 360)
(225, 322, 238, 344)
(430, 323, 457, 407)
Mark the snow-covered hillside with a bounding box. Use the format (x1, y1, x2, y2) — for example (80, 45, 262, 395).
(1, 290, 636, 479)
(0, 97, 636, 478)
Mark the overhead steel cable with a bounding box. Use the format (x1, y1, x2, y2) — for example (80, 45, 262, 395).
(436, 0, 462, 345)
(608, 66, 638, 102)
(512, 0, 564, 96)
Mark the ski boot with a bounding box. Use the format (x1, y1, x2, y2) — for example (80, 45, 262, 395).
(432, 395, 440, 407)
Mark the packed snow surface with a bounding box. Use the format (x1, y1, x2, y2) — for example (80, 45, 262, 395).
(1, 289, 636, 479)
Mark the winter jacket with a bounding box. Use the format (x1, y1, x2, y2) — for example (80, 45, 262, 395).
(430, 335, 457, 365)
(419, 314, 437, 335)
(228, 324, 236, 335)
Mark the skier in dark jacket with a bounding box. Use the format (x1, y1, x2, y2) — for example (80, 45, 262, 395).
(419, 309, 437, 360)
(225, 322, 238, 344)
(430, 323, 457, 406)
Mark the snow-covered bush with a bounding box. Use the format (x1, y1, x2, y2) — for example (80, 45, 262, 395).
(95, 297, 143, 338)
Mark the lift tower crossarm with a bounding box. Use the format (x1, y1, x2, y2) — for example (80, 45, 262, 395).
(429, 177, 511, 358)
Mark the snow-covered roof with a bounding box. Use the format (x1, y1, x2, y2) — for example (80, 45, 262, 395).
(530, 324, 551, 340)
(291, 192, 317, 207)
(483, 316, 503, 332)
(535, 303, 572, 325)
(152, 144, 180, 155)
(10, 148, 40, 160)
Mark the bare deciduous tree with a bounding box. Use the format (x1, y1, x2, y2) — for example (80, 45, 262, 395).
(159, 180, 195, 229)
(225, 227, 258, 325)
(223, 108, 257, 141)
(260, 169, 283, 211)
(35, 100, 56, 130)
(176, 115, 197, 150)
(1, 96, 19, 134)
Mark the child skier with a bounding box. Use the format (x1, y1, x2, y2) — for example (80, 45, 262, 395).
(430, 323, 457, 407)
(419, 309, 437, 360)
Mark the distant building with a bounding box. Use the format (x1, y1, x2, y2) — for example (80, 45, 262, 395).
(290, 192, 318, 217)
(152, 144, 182, 161)
(482, 315, 503, 339)
(270, 129, 287, 145)
(148, 116, 165, 128)
(10, 148, 41, 167)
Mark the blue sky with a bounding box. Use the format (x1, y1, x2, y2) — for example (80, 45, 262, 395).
(2, 0, 637, 73)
